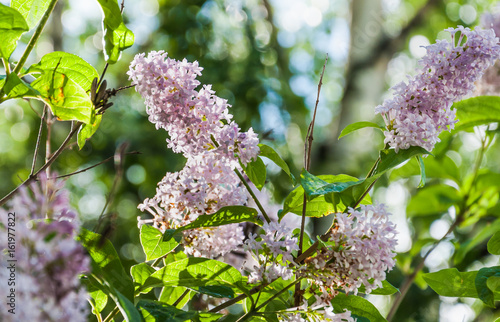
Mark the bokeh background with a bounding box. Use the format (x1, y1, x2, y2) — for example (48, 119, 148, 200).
(1, 0, 500, 321)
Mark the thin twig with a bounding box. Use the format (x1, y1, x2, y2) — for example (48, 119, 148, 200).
(234, 168, 271, 223)
(172, 289, 190, 307)
(295, 55, 328, 306)
(51, 151, 141, 179)
(0, 122, 82, 207)
(31, 105, 47, 176)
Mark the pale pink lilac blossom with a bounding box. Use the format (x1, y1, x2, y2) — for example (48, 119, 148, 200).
(300, 203, 397, 299)
(244, 221, 299, 283)
(0, 174, 89, 322)
(476, 8, 500, 96)
(376, 26, 500, 152)
(130, 51, 260, 258)
(281, 300, 356, 322)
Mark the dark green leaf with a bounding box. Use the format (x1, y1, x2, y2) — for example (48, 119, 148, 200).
(358, 280, 398, 295)
(113, 289, 144, 322)
(488, 231, 500, 255)
(31, 70, 93, 123)
(407, 184, 460, 217)
(375, 146, 431, 176)
(95, 0, 134, 64)
(2, 72, 39, 99)
(0, 3, 28, 59)
(299, 169, 360, 200)
(77, 228, 134, 301)
(280, 174, 371, 220)
(12, 0, 51, 30)
(137, 300, 223, 322)
(197, 285, 234, 298)
(423, 268, 479, 298)
(174, 206, 261, 234)
(244, 156, 267, 190)
(140, 225, 180, 261)
(258, 143, 295, 183)
(143, 257, 242, 290)
(77, 111, 102, 149)
(28, 51, 98, 92)
(455, 219, 500, 264)
(330, 293, 387, 322)
(453, 96, 500, 131)
(131, 263, 155, 294)
(338, 121, 385, 139)
(475, 266, 500, 307)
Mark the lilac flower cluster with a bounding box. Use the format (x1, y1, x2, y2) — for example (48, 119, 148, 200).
(300, 203, 397, 300)
(282, 300, 355, 322)
(129, 51, 260, 258)
(0, 175, 89, 321)
(376, 27, 500, 152)
(476, 9, 500, 96)
(244, 221, 299, 283)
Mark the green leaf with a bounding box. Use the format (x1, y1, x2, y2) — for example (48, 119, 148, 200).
(423, 268, 479, 298)
(375, 146, 431, 175)
(455, 219, 500, 264)
(31, 70, 93, 123)
(280, 174, 371, 220)
(77, 228, 134, 301)
(28, 51, 99, 92)
(113, 289, 144, 322)
(131, 263, 156, 294)
(338, 121, 385, 139)
(358, 280, 398, 295)
(416, 155, 426, 188)
(159, 286, 193, 308)
(174, 206, 261, 234)
(2, 72, 39, 99)
(475, 266, 500, 307)
(0, 3, 28, 59)
(143, 257, 242, 290)
(140, 225, 180, 261)
(488, 231, 500, 255)
(95, 0, 134, 64)
(299, 169, 360, 200)
(258, 143, 295, 183)
(330, 293, 387, 322)
(453, 96, 500, 131)
(137, 300, 223, 322)
(197, 285, 234, 298)
(12, 0, 51, 30)
(84, 278, 108, 313)
(244, 156, 267, 190)
(390, 154, 460, 183)
(77, 111, 102, 149)
(406, 184, 460, 217)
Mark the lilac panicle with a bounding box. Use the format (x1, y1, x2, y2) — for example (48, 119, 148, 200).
(376, 26, 500, 152)
(300, 203, 397, 300)
(476, 8, 500, 96)
(129, 51, 260, 258)
(0, 174, 89, 322)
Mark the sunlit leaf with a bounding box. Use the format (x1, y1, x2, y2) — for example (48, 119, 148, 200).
(453, 96, 500, 131)
(12, 0, 51, 30)
(95, 0, 134, 64)
(140, 225, 180, 261)
(1, 72, 39, 99)
(77, 110, 102, 149)
(137, 300, 223, 322)
(28, 51, 98, 92)
(423, 268, 478, 298)
(0, 3, 28, 59)
(338, 121, 385, 139)
(131, 263, 155, 294)
(488, 231, 500, 255)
